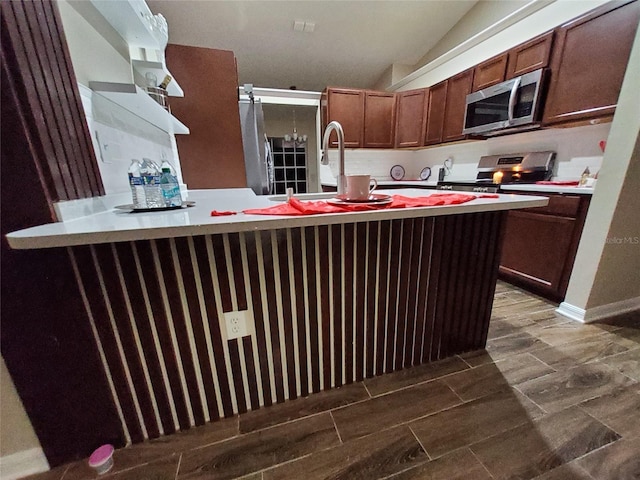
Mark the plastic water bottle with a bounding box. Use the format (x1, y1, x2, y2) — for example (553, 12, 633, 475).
(160, 164, 182, 207)
(140, 158, 163, 208)
(128, 159, 146, 209)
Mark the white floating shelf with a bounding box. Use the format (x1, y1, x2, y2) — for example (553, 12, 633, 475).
(132, 59, 183, 97)
(89, 82, 189, 135)
(90, 0, 167, 50)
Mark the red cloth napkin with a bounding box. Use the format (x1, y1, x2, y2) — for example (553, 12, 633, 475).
(535, 180, 580, 186)
(210, 210, 237, 216)
(243, 193, 497, 216)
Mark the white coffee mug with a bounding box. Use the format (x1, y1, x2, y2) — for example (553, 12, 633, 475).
(344, 175, 378, 200)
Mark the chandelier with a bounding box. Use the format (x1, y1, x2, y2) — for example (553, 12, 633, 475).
(283, 109, 307, 142)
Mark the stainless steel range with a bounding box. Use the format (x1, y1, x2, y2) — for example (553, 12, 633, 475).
(437, 151, 556, 193)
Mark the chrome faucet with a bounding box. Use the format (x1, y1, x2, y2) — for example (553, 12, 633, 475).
(321, 121, 346, 196)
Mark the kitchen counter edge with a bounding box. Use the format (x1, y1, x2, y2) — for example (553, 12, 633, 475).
(6, 188, 548, 250)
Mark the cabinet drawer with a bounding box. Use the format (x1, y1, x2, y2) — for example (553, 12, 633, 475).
(526, 194, 581, 217)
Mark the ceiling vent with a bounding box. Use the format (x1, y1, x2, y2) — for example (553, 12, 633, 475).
(293, 20, 315, 33)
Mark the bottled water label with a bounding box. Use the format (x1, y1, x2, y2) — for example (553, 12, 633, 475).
(128, 160, 147, 209)
(129, 174, 143, 186)
(142, 174, 164, 208)
(162, 184, 182, 207)
(160, 168, 182, 207)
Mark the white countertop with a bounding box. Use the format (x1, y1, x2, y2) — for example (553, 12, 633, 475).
(6, 188, 549, 250)
(500, 184, 595, 195)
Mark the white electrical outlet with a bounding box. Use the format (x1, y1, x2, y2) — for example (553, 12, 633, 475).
(222, 310, 253, 340)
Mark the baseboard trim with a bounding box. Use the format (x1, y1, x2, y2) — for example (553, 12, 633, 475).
(557, 296, 640, 323)
(556, 302, 587, 322)
(0, 448, 49, 480)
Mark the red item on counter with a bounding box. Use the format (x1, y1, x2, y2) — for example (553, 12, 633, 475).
(210, 210, 237, 216)
(535, 180, 580, 186)
(243, 193, 496, 216)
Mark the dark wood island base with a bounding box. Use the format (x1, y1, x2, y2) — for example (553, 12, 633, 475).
(64, 211, 506, 450)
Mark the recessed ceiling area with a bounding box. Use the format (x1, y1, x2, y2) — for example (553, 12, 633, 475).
(147, 0, 479, 92)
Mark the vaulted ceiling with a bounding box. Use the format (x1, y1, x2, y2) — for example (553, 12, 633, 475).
(147, 0, 479, 92)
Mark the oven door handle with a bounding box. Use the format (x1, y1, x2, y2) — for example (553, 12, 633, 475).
(507, 77, 521, 125)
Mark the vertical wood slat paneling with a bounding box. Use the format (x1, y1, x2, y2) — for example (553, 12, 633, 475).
(259, 230, 285, 404)
(354, 223, 368, 382)
(375, 220, 392, 375)
(115, 243, 173, 435)
(290, 228, 309, 397)
(176, 237, 219, 422)
(8, 1, 76, 198)
(1, 1, 103, 202)
(364, 221, 379, 378)
(72, 245, 145, 443)
(29, 0, 99, 197)
(330, 225, 342, 387)
(136, 242, 190, 430)
(245, 232, 274, 407)
(343, 224, 355, 384)
(317, 226, 331, 391)
(44, 1, 103, 195)
(305, 227, 320, 394)
(71, 214, 504, 443)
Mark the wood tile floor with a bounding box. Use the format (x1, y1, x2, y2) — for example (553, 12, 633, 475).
(26, 282, 640, 480)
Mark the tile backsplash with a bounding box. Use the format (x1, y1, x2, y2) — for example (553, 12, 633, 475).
(321, 122, 610, 184)
(79, 84, 183, 196)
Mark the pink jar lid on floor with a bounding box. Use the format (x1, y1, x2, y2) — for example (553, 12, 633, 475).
(88, 444, 114, 473)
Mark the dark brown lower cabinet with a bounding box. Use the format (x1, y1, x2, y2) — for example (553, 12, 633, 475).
(499, 193, 590, 302)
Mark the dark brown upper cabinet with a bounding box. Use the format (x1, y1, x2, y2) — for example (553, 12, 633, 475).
(424, 81, 448, 145)
(472, 31, 553, 93)
(442, 69, 474, 143)
(364, 91, 396, 148)
(472, 53, 508, 91)
(506, 30, 554, 78)
(543, 0, 640, 126)
(394, 89, 427, 148)
(325, 88, 365, 147)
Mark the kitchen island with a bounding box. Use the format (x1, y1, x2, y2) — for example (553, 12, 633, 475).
(6, 188, 547, 450)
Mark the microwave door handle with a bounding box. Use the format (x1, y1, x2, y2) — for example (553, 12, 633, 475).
(507, 77, 521, 125)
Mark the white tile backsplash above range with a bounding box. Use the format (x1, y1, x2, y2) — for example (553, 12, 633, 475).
(321, 122, 611, 185)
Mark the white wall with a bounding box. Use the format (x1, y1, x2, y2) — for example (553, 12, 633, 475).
(58, 0, 132, 87)
(372, 64, 414, 91)
(413, 0, 531, 70)
(396, 0, 608, 91)
(0, 357, 48, 479)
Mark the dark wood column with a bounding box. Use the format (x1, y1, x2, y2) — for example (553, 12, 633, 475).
(1, 0, 122, 466)
(166, 44, 247, 189)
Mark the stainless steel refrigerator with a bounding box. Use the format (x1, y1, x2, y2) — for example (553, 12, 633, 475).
(238, 98, 274, 195)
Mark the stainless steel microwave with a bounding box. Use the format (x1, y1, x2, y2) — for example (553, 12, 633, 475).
(463, 68, 547, 136)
